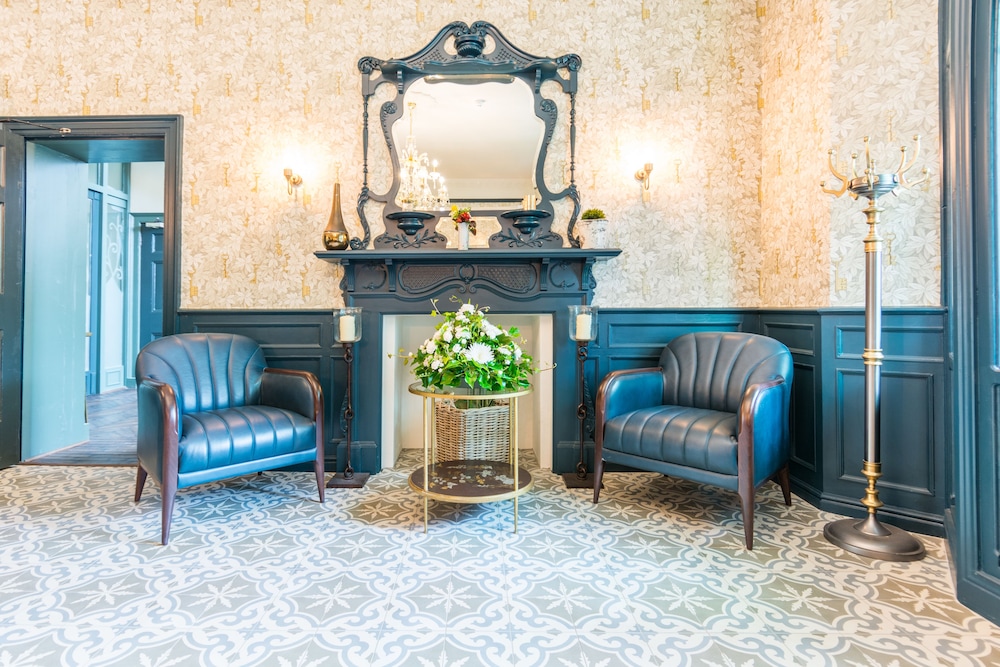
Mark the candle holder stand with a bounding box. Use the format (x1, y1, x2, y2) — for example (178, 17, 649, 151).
(820, 136, 927, 561)
(328, 308, 369, 489)
(563, 305, 599, 489)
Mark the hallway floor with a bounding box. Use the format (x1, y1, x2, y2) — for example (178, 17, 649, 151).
(25, 388, 136, 466)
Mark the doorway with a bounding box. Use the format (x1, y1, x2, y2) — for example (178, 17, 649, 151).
(0, 116, 183, 468)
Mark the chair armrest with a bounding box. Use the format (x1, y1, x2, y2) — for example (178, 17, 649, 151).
(261, 368, 322, 422)
(737, 377, 787, 486)
(137, 378, 180, 484)
(596, 367, 665, 428)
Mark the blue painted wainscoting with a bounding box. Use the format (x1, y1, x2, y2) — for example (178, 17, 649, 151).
(178, 307, 947, 536)
(176, 310, 378, 477)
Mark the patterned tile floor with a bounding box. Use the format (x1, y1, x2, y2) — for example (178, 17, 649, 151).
(1, 451, 998, 666)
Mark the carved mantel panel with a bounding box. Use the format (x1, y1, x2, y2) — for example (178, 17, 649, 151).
(315, 248, 620, 472)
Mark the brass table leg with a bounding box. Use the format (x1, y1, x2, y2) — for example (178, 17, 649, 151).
(423, 395, 431, 533)
(512, 395, 519, 534)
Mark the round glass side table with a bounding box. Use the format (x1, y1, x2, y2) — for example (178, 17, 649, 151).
(407, 382, 534, 533)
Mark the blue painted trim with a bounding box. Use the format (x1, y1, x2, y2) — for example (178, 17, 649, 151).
(941, 0, 1000, 627)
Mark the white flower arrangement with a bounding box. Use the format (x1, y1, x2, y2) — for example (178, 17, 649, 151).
(397, 297, 536, 392)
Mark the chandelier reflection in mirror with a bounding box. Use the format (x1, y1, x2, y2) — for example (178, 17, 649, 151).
(397, 102, 450, 211)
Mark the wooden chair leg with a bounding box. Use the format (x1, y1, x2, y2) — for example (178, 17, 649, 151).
(738, 485, 755, 550)
(161, 478, 177, 546)
(776, 464, 792, 506)
(592, 457, 605, 503)
(314, 455, 326, 503)
(134, 465, 148, 502)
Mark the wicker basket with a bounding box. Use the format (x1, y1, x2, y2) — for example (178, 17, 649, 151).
(435, 399, 510, 462)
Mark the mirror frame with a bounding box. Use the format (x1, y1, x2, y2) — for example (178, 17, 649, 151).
(353, 20, 582, 250)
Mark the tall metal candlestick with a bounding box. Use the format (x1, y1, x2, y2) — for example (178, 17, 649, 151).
(820, 136, 927, 561)
(564, 305, 597, 489)
(328, 307, 369, 489)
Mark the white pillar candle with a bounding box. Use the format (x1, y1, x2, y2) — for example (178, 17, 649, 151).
(575, 313, 592, 340)
(339, 314, 356, 342)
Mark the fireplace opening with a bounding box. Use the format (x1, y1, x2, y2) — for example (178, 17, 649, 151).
(381, 313, 554, 469)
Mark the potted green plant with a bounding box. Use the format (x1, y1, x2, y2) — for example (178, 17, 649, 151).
(579, 208, 609, 248)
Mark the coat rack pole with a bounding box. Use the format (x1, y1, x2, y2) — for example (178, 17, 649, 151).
(821, 136, 926, 561)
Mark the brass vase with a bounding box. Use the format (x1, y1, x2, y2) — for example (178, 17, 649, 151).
(323, 183, 350, 250)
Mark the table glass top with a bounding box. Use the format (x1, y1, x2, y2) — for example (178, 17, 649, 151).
(407, 382, 532, 400)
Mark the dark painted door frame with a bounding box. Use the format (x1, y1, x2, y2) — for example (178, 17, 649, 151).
(0, 115, 183, 468)
(941, 0, 1000, 626)
(86, 189, 102, 396)
(136, 213, 165, 349)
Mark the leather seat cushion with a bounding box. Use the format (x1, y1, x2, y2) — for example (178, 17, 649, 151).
(603, 405, 738, 476)
(178, 406, 316, 474)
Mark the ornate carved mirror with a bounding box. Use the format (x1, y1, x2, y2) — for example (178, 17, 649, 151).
(352, 21, 582, 251)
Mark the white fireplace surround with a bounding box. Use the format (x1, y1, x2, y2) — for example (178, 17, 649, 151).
(381, 314, 554, 470)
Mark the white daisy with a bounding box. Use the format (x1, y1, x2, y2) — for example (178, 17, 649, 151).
(464, 342, 495, 364)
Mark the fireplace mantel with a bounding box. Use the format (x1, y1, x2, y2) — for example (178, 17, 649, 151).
(315, 248, 620, 303)
(314, 247, 621, 475)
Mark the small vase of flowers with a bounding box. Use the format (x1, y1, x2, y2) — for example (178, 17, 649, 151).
(451, 205, 476, 250)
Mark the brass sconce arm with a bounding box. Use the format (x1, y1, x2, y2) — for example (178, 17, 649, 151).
(635, 162, 653, 190)
(283, 167, 303, 195)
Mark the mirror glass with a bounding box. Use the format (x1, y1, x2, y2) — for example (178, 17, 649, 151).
(392, 77, 544, 202)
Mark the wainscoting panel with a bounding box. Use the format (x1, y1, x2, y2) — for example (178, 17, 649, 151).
(758, 312, 824, 501)
(178, 307, 946, 534)
(177, 311, 347, 471)
(822, 309, 947, 535)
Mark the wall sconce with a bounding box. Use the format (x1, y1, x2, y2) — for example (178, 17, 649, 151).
(635, 162, 653, 202)
(283, 167, 303, 196)
(635, 162, 653, 190)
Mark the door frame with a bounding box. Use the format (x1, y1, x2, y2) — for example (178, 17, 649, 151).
(0, 115, 183, 467)
(86, 188, 102, 396)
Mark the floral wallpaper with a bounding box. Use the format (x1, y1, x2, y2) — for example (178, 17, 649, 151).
(0, 0, 938, 309)
(826, 0, 941, 307)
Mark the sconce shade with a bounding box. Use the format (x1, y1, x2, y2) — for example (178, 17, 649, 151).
(323, 183, 350, 250)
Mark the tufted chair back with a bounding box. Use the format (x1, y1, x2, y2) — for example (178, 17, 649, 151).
(659, 331, 793, 415)
(135, 333, 267, 415)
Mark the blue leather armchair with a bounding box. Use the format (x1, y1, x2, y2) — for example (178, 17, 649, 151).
(134, 333, 325, 544)
(593, 332, 793, 549)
